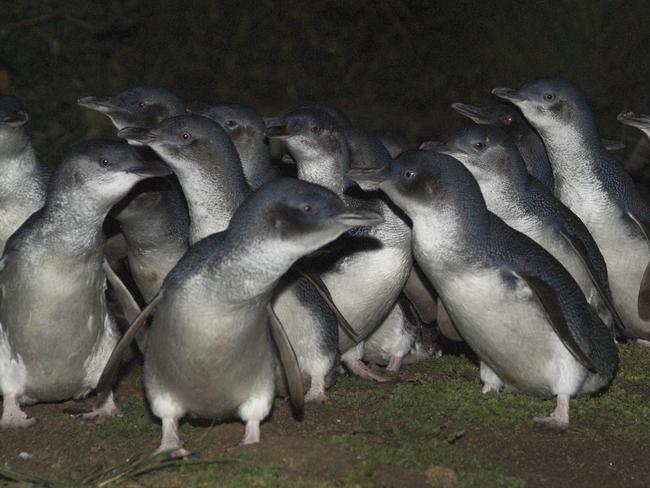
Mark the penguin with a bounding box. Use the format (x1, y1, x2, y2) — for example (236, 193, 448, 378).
(0, 95, 49, 254)
(618, 111, 650, 141)
(119, 116, 347, 403)
(200, 103, 280, 190)
(266, 109, 413, 381)
(77, 86, 186, 132)
(112, 179, 189, 302)
(110, 178, 382, 456)
(0, 140, 169, 428)
(347, 150, 618, 429)
(492, 79, 650, 340)
(438, 125, 624, 331)
(78, 86, 190, 302)
(450, 102, 555, 190)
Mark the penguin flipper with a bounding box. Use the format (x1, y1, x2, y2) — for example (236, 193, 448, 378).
(103, 259, 141, 323)
(294, 265, 360, 343)
(267, 303, 305, 415)
(402, 264, 438, 324)
(556, 226, 626, 332)
(511, 270, 596, 372)
(625, 210, 650, 319)
(95, 293, 163, 406)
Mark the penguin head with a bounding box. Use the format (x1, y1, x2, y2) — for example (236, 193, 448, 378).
(438, 126, 526, 185)
(348, 150, 484, 220)
(266, 108, 343, 162)
(618, 111, 650, 138)
(117, 114, 241, 174)
(451, 103, 527, 137)
(78, 86, 186, 131)
(230, 178, 383, 255)
(492, 78, 589, 133)
(201, 103, 266, 145)
(54, 140, 170, 203)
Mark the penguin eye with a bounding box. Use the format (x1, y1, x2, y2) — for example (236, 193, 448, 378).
(402, 170, 416, 179)
(181, 132, 191, 140)
(503, 116, 513, 125)
(311, 126, 322, 134)
(225, 120, 237, 128)
(99, 158, 110, 168)
(302, 204, 316, 215)
(473, 142, 484, 150)
(137, 101, 145, 109)
(544, 93, 555, 101)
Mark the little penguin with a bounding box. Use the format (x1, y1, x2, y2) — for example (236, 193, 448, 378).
(112, 179, 189, 302)
(119, 116, 345, 403)
(0, 95, 49, 254)
(0, 140, 169, 428)
(123, 178, 382, 456)
(267, 109, 413, 381)
(438, 125, 624, 331)
(347, 150, 618, 429)
(78, 86, 190, 301)
(78, 86, 186, 133)
(200, 103, 280, 189)
(493, 79, 650, 340)
(618, 111, 650, 141)
(451, 102, 555, 190)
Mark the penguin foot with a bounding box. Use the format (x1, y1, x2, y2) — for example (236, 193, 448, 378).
(0, 395, 37, 429)
(78, 391, 119, 420)
(156, 417, 191, 458)
(532, 393, 569, 431)
(386, 355, 403, 372)
(343, 358, 392, 382)
(481, 383, 501, 394)
(636, 339, 650, 348)
(242, 420, 261, 445)
(304, 376, 327, 404)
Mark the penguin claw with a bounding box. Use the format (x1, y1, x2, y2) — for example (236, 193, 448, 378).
(0, 416, 37, 429)
(481, 383, 501, 394)
(304, 390, 327, 404)
(344, 358, 394, 383)
(532, 415, 569, 431)
(154, 446, 193, 459)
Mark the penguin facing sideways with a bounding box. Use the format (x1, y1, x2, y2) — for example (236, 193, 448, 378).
(347, 150, 618, 429)
(78, 87, 190, 302)
(0, 140, 169, 428)
(450, 102, 555, 190)
(438, 125, 624, 332)
(119, 116, 349, 403)
(267, 109, 413, 381)
(201, 103, 280, 190)
(493, 79, 650, 340)
(104, 178, 382, 456)
(0, 95, 49, 254)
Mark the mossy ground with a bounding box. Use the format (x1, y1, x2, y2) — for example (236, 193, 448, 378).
(1, 342, 649, 487)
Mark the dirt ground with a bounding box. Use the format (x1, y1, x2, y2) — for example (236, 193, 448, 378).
(1, 340, 649, 487)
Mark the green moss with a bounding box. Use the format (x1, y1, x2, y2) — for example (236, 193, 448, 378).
(89, 396, 158, 440)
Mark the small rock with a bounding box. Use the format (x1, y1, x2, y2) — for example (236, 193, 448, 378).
(18, 451, 32, 460)
(424, 465, 458, 487)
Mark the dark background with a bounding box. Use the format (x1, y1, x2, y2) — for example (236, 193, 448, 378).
(1, 0, 649, 170)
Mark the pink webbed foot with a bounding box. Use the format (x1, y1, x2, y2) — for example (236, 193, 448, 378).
(80, 391, 119, 420)
(304, 376, 327, 404)
(0, 395, 36, 429)
(533, 393, 570, 431)
(386, 355, 403, 372)
(343, 358, 392, 382)
(155, 417, 191, 458)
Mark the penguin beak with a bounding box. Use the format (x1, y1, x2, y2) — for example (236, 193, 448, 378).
(265, 125, 293, 139)
(491, 87, 526, 104)
(124, 160, 171, 178)
(419, 140, 445, 151)
(117, 127, 160, 145)
(617, 111, 650, 130)
(335, 209, 384, 228)
(450, 103, 490, 124)
(1, 110, 28, 127)
(346, 167, 388, 191)
(432, 143, 465, 159)
(78, 96, 125, 114)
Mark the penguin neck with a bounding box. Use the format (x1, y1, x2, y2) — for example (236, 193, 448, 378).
(170, 156, 251, 245)
(0, 131, 43, 187)
(119, 208, 186, 253)
(295, 145, 349, 197)
(235, 136, 273, 190)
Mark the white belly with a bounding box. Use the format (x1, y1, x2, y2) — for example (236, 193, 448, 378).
(428, 266, 588, 397)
